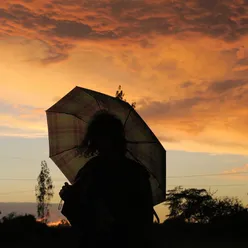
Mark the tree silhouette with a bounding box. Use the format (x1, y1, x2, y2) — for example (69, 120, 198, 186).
(35, 160, 54, 223)
(1, 212, 19, 222)
(165, 186, 246, 224)
(115, 85, 136, 108)
(115, 85, 126, 101)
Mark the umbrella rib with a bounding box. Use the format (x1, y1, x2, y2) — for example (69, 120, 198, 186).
(95, 98, 102, 110)
(81, 86, 131, 108)
(127, 141, 157, 144)
(123, 107, 133, 128)
(47, 111, 88, 123)
(126, 149, 164, 193)
(81, 88, 102, 110)
(131, 111, 165, 152)
(51, 146, 78, 158)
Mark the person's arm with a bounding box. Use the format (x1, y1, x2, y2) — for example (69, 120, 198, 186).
(59, 159, 96, 226)
(60, 181, 83, 227)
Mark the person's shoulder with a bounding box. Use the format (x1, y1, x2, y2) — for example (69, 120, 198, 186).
(76, 156, 102, 179)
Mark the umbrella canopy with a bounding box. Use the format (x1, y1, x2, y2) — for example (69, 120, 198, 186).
(46, 86, 166, 205)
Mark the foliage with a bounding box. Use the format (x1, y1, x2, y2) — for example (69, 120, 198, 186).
(115, 85, 136, 108)
(1, 212, 36, 225)
(165, 186, 246, 224)
(1, 211, 19, 222)
(35, 160, 54, 223)
(1, 209, 248, 246)
(0, 213, 51, 243)
(0, 212, 44, 234)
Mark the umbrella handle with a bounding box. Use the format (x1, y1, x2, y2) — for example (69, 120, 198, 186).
(153, 209, 160, 223)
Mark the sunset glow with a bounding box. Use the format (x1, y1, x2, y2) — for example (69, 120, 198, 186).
(1, 0, 248, 221)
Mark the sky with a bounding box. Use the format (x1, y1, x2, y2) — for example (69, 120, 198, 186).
(1, 0, 248, 221)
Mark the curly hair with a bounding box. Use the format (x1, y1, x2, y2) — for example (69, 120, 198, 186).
(78, 110, 127, 157)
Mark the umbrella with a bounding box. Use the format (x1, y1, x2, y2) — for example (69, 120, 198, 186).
(46, 86, 166, 205)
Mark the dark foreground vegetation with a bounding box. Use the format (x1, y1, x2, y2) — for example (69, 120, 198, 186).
(0, 213, 248, 248)
(0, 213, 77, 248)
(1, 187, 248, 248)
(0, 212, 248, 248)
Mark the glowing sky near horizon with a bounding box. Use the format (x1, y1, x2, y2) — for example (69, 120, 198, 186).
(1, 0, 248, 220)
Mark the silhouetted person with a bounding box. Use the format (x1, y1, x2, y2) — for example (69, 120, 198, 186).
(59, 110, 154, 248)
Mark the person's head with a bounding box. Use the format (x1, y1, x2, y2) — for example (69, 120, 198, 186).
(79, 110, 126, 158)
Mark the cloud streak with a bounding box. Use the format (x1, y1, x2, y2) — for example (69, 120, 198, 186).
(0, 102, 47, 138)
(222, 164, 248, 180)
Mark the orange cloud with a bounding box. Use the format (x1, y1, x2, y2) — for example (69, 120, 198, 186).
(0, 0, 248, 156)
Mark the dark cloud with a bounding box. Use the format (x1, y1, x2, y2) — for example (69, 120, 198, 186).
(137, 78, 248, 135)
(139, 96, 204, 120)
(0, 8, 16, 20)
(41, 53, 69, 64)
(138, 96, 210, 135)
(180, 81, 193, 88)
(9, 3, 31, 13)
(139, 39, 154, 48)
(240, 18, 248, 25)
(207, 80, 247, 94)
(232, 56, 248, 75)
(44, 3, 53, 9)
(2, 1, 248, 40)
(154, 59, 178, 71)
(171, 0, 248, 40)
(136, 17, 173, 35)
(198, 0, 218, 10)
(1, 0, 248, 63)
(236, 57, 248, 67)
(8, 4, 35, 26)
(52, 20, 92, 38)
